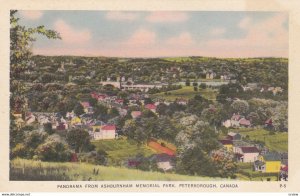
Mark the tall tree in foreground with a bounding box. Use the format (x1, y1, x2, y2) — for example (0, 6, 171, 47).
(10, 10, 61, 157)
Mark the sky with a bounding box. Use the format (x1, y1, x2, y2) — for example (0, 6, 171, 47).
(17, 11, 288, 58)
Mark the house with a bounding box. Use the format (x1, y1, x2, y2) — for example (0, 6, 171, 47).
(93, 125, 116, 140)
(222, 120, 231, 128)
(232, 140, 253, 153)
(235, 146, 259, 163)
(219, 139, 233, 151)
(15, 117, 25, 129)
(176, 99, 188, 105)
(66, 111, 75, 120)
(131, 111, 142, 119)
(223, 114, 251, 128)
(239, 118, 251, 127)
(56, 122, 68, 130)
(254, 152, 281, 173)
(227, 132, 242, 141)
(145, 104, 157, 113)
(265, 119, 273, 129)
(115, 99, 124, 105)
(25, 113, 36, 125)
(80, 102, 92, 114)
(80, 101, 90, 108)
(71, 116, 81, 126)
(151, 153, 175, 172)
(118, 108, 128, 117)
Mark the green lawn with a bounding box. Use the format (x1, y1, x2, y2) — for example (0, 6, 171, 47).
(150, 86, 218, 101)
(10, 158, 221, 181)
(92, 139, 155, 165)
(232, 128, 288, 152)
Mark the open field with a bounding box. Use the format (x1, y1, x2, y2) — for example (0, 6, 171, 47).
(10, 158, 221, 181)
(92, 139, 155, 165)
(150, 86, 218, 101)
(233, 128, 288, 152)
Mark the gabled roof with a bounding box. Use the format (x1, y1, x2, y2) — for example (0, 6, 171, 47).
(80, 102, 90, 108)
(254, 160, 265, 167)
(102, 125, 116, 131)
(239, 118, 251, 126)
(131, 111, 142, 117)
(219, 139, 233, 145)
(263, 152, 281, 161)
(240, 146, 259, 153)
(145, 104, 157, 110)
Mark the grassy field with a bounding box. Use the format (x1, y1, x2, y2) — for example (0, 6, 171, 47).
(92, 139, 155, 165)
(10, 158, 220, 181)
(150, 86, 218, 101)
(232, 128, 288, 152)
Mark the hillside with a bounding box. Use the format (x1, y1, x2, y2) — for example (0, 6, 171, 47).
(10, 158, 222, 181)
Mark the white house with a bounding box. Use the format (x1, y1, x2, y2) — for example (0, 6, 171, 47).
(153, 154, 175, 171)
(235, 146, 259, 163)
(93, 125, 116, 140)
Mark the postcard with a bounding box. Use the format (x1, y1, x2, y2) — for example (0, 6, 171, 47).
(0, 0, 300, 193)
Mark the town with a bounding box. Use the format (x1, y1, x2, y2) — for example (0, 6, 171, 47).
(10, 55, 288, 181)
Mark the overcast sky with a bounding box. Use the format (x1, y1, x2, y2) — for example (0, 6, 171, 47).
(17, 11, 288, 58)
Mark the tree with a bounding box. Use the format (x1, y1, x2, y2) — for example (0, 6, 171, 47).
(270, 102, 288, 131)
(200, 83, 207, 89)
(35, 134, 72, 162)
(66, 129, 94, 153)
(10, 10, 60, 157)
(19, 130, 49, 158)
(247, 112, 260, 126)
(93, 104, 108, 119)
(108, 107, 120, 118)
(175, 120, 220, 176)
(201, 104, 224, 128)
(144, 97, 153, 105)
(74, 103, 84, 116)
(231, 100, 249, 115)
(193, 86, 198, 91)
(185, 79, 190, 86)
(44, 122, 54, 135)
(156, 103, 168, 116)
(211, 148, 237, 178)
(10, 10, 60, 112)
(94, 149, 108, 165)
(88, 97, 98, 107)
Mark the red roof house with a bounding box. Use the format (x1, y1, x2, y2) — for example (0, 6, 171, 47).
(145, 104, 157, 112)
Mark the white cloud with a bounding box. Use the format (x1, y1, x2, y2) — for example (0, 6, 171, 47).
(166, 32, 193, 46)
(54, 20, 91, 44)
(19, 10, 43, 20)
(124, 28, 156, 47)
